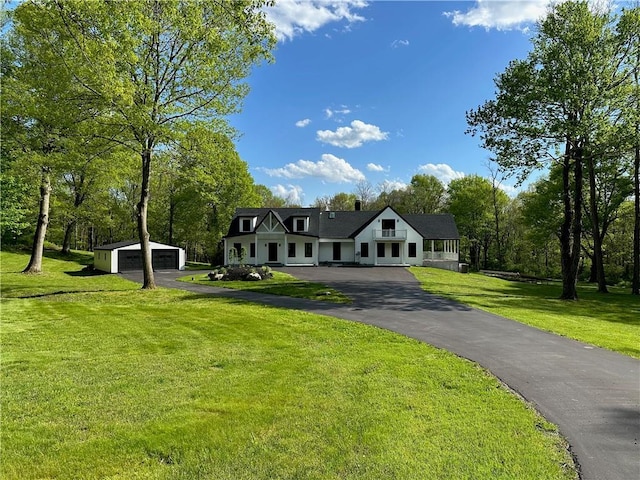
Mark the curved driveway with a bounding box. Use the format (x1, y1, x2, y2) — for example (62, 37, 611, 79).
(122, 267, 640, 480)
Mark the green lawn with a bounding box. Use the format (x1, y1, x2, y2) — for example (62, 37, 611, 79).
(180, 271, 351, 303)
(410, 267, 640, 359)
(1, 251, 576, 479)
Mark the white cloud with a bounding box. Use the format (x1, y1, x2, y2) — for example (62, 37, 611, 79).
(378, 179, 408, 192)
(418, 163, 466, 185)
(317, 120, 388, 148)
(295, 118, 311, 128)
(272, 184, 304, 204)
(499, 183, 520, 197)
(391, 39, 410, 48)
(261, 153, 365, 183)
(444, 0, 548, 31)
(324, 107, 351, 119)
(264, 0, 368, 42)
(367, 163, 387, 172)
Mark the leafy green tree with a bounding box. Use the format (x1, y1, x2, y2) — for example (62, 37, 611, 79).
(11, 0, 275, 288)
(255, 185, 287, 208)
(467, 1, 633, 299)
(403, 174, 445, 214)
(446, 175, 495, 270)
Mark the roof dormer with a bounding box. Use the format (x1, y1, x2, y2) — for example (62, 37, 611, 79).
(239, 216, 257, 233)
(293, 216, 309, 233)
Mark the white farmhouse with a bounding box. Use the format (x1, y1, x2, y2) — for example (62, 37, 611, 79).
(223, 205, 460, 271)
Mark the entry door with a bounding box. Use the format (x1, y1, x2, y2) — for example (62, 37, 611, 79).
(333, 242, 341, 261)
(268, 242, 278, 262)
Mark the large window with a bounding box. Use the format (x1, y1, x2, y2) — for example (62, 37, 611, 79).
(391, 242, 400, 257)
(250, 242, 256, 258)
(377, 243, 385, 258)
(408, 242, 417, 258)
(360, 242, 369, 258)
(288, 243, 296, 258)
(305, 242, 313, 257)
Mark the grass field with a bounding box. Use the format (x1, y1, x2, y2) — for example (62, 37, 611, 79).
(1, 250, 576, 479)
(410, 267, 640, 359)
(180, 271, 351, 303)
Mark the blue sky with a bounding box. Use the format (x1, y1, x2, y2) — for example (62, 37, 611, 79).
(231, 0, 553, 206)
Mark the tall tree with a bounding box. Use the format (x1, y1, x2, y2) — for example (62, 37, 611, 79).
(403, 174, 445, 214)
(446, 175, 495, 270)
(618, 6, 640, 294)
(11, 0, 275, 288)
(467, 1, 630, 299)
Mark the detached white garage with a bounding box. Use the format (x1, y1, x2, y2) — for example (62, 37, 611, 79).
(94, 240, 186, 273)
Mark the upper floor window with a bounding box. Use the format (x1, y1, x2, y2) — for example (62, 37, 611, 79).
(240, 217, 256, 232)
(293, 217, 308, 232)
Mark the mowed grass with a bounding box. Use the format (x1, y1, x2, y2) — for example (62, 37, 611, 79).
(1, 251, 576, 479)
(181, 271, 351, 303)
(410, 267, 640, 359)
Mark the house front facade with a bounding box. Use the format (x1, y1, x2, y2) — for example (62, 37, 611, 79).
(223, 206, 460, 271)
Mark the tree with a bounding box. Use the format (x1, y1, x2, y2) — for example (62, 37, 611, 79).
(11, 0, 275, 288)
(446, 175, 495, 270)
(618, 6, 640, 294)
(467, 1, 632, 299)
(2, 16, 96, 273)
(255, 185, 287, 208)
(403, 174, 445, 214)
(353, 180, 377, 210)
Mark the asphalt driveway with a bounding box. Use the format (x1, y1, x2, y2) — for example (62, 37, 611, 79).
(121, 267, 640, 480)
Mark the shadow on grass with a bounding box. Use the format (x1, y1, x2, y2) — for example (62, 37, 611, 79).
(64, 270, 108, 277)
(438, 277, 640, 327)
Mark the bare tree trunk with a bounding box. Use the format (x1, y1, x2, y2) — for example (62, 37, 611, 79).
(137, 147, 156, 289)
(23, 168, 52, 274)
(586, 155, 608, 293)
(61, 220, 75, 255)
(559, 142, 582, 300)
(633, 140, 639, 295)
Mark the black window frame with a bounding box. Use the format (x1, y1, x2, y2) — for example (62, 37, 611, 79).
(360, 242, 369, 258)
(304, 242, 313, 258)
(288, 242, 296, 258)
(408, 242, 417, 258)
(391, 242, 400, 258)
(377, 243, 385, 258)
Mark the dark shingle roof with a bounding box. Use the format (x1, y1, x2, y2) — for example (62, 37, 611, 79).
(404, 214, 459, 239)
(94, 240, 139, 250)
(225, 208, 459, 240)
(318, 210, 378, 238)
(227, 208, 322, 237)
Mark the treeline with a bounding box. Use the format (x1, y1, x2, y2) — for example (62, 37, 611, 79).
(303, 171, 637, 292)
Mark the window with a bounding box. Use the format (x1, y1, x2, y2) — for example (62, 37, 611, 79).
(233, 243, 241, 254)
(377, 243, 385, 258)
(288, 243, 296, 257)
(305, 242, 312, 257)
(360, 242, 369, 258)
(381, 219, 395, 230)
(241, 218, 252, 232)
(408, 242, 417, 258)
(296, 218, 306, 232)
(391, 242, 400, 257)
(250, 242, 256, 258)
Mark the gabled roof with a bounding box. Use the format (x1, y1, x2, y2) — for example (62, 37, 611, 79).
(225, 207, 459, 240)
(227, 208, 322, 237)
